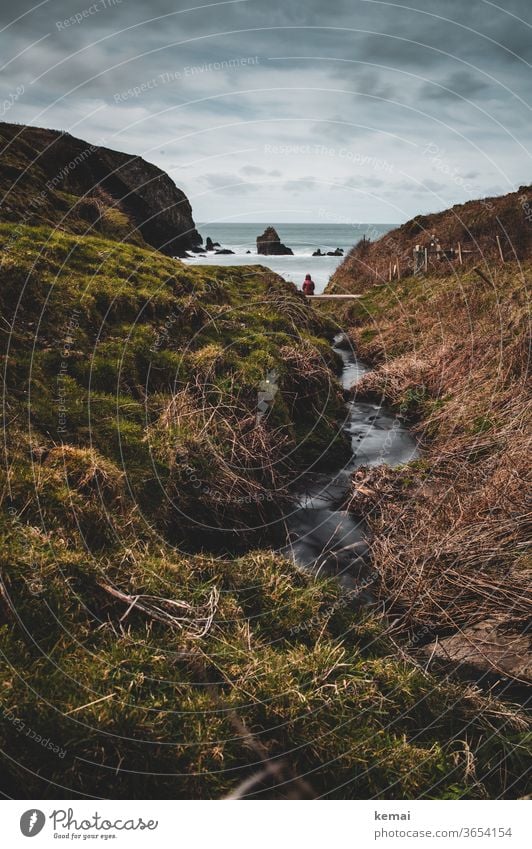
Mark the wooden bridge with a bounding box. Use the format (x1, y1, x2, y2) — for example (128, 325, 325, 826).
(305, 293, 362, 300)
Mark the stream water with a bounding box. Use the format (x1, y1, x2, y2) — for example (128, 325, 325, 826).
(282, 335, 419, 593)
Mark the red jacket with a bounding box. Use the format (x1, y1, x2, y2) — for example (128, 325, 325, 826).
(303, 278, 315, 295)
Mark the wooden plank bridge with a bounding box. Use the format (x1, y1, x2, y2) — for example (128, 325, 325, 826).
(305, 294, 362, 300)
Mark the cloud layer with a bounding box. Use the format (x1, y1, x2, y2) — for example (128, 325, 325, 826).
(1, 0, 531, 222)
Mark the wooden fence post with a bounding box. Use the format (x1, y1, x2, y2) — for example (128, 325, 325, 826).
(424, 248, 428, 273)
(496, 234, 505, 263)
(388, 262, 392, 282)
(457, 242, 463, 265)
(396, 257, 401, 279)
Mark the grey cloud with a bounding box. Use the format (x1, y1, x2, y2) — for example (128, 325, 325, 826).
(202, 172, 256, 193)
(354, 70, 396, 100)
(423, 178, 448, 191)
(343, 176, 386, 188)
(0, 0, 531, 221)
(283, 177, 317, 193)
(420, 70, 491, 101)
(240, 165, 266, 175)
(239, 165, 281, 177)
(332, 175, 387, 192)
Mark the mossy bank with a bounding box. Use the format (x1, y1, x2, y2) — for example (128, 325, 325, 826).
(0, 223, 529, 799)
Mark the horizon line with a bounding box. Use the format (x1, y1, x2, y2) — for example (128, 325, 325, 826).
(196, 221, 401, 225)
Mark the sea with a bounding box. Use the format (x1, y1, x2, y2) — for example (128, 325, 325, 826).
(182, 223, 394, 294)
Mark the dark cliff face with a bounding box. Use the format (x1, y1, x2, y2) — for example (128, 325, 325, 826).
(0, 122, 201, 255)
(94, 146, 202, 255)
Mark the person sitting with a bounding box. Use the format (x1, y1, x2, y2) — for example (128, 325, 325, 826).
(302, 274, 315, 295)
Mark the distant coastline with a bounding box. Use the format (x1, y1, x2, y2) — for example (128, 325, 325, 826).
(184, 222, 394, 292)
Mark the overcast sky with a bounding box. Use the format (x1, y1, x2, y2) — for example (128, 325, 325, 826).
(1, 0, 531, 223)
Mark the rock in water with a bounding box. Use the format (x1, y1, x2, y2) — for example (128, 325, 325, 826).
(333, 332, 353, 351)
(256, 226, 294, 255)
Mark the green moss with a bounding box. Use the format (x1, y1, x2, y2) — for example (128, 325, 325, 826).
(1, 527, 528, 799)
(471, 415, 496, 434)
(0, 223, 528, 800)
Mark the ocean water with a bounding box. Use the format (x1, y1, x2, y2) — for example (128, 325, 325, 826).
(182, 223, 393, 293)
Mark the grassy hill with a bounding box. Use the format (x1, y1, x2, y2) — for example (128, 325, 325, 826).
(0, 222, 529, 799)
(0, 223, 348, 551)
(323, 209, 531, 691)
(329, 185, 532, 291)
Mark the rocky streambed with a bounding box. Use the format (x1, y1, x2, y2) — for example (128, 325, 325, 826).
(281, 334, 531, 693)
(282, 334, 418, 592)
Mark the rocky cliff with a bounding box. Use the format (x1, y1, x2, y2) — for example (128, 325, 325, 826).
(0, 122, 201, 255)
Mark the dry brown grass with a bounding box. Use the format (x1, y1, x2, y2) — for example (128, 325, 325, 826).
(339, 263, 531, 676)
(329, 184, 532, 291)
(147, 379, 293, 545)
(348, 444, 531, 634)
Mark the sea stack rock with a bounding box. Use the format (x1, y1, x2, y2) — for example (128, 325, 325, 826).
(256, 226, 293, 255)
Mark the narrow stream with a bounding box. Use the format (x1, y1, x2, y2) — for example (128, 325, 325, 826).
(283, 334, 419, 593)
